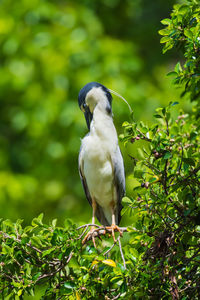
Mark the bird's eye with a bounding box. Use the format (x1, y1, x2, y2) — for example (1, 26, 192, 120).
(81, 103, 87, 112)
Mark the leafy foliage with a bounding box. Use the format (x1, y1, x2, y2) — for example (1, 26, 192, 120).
(0, 215, 145, 299)
(121, 101, 200, 298)
(159, 0, 200, 109)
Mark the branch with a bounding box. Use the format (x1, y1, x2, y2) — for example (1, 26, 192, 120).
(118, 236, 126, 269)
(36, 251, 74, 282)
(77, 225, 128, 240)
(0, 231, 42, 254)
(136, 128, 152, 142)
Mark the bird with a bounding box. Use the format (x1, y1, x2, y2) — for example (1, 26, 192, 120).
(78, 82, 125, 246)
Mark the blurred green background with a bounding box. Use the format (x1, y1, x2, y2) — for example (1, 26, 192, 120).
(0, 0, 189, 226)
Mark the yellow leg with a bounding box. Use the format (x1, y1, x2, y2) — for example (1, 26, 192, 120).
(106, 206, 123, 242)
(82, 199, 97, 247)
(92, 199, 96, 227)
(91, 200, 97, 247)
(112, 207, 116, 226)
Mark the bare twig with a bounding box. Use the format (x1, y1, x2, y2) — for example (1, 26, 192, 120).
(136, 128, 152, 142)
(177, 145, 183, 174)
(118, 237, 126, 269)
(77, 224, 102, 230)
(169, 271, 179, 300)
(112, 293, 122, 299)
(36, 251, 74, 282)
(103, 238, 118, 256)
(77, 225, 89, 240)
(165, 117, 169, 136)
(128, 154, 161, 175)
(163, 159, 169, 195)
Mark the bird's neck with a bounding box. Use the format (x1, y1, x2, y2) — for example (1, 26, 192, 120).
(90, 104, 118, 144)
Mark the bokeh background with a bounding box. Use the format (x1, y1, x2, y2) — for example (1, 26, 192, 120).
(0, 0, 189, 226)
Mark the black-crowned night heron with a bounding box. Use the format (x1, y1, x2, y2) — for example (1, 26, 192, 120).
(78, 82, 125, 246)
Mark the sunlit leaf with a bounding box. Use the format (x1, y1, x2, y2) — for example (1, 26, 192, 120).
(102, 259, 116, 268)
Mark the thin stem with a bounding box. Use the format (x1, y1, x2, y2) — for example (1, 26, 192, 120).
(118, 237, 126, 269)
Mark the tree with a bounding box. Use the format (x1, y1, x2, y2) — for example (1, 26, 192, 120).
(0, 0, 200, 299)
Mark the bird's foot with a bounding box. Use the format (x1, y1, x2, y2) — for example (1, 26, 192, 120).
(105, 224, 123, 242)
(82, 227, 105, 248)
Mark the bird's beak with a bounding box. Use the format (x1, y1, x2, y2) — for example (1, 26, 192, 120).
(84, 107, 93, 130)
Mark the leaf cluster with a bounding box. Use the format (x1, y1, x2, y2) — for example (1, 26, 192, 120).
(121, 100, 200, 298)
(159, 0, 200, 108)
(0, 215, 150, 299)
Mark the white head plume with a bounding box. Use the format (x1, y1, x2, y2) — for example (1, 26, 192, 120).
(108, 88, 133, 114)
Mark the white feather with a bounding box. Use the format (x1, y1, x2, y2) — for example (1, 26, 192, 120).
(80, 87, 119, 224)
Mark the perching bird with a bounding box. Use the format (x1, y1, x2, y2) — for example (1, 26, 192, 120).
(78, 82, 125, 245)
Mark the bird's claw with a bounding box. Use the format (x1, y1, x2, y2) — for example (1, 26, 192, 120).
(82, 227, 104, 248)
(82, 225, 122, 246)
(105, 224, 123, 242)
(82, 230, 95, 246)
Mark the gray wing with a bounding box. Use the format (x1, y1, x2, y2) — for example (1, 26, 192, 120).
(78, 143, 92, 207)
(79, 142, 110, 225)
(112, 145, 126, 225)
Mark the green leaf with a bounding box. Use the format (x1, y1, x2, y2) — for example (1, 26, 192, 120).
(178, 4, 189, 14)
(32, 213, 44, 226)
(190, 131, 197, 140)
(122, 197, 132, 205)
(175, 62, 182, 73)
(68, 257, 79, 269)
(158, 29, 171, 36)
(91, 260, 99, 267)
(30, 236, 43, 247)
(134, 169, 144, 178)
(64, 282, 76, 289)
(3, 219, 13, 228)
(160, 36, 171, 43)
(163, 152, 172, 159)
(122, 121, 130, 127)
(182, 158, 195, 166)
(2, 243, 13, 255)
(51, 218, 57, 228)
(153, 114, 163, 119)
(21, 236, 29, 245)
(149, 176, 159, 183)
(162, 108, 166, 115)
(42, 247, 55, 257)
(163, 41, 173, 53)
(167, 71, 178, 77)
(18, 289, 23, 297)
(171, 101, 179, 106)
(111, 276, 124, 285)
(137, 148, 145, 159)
(161, 18, 172, 25)
(184, 29, 193, 40)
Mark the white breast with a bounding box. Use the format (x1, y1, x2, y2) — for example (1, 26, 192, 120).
(80, 106, 118, 224)
(82, 135, 114, 207)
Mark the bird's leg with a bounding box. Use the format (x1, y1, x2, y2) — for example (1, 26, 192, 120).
(91, 199, 96, 230)
(91, 199, 97, 247)
(82, 199, 97, 247)
(106, 206, 123, 242)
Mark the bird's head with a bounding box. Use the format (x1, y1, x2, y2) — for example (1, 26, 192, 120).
(78, 82, 112, 130)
